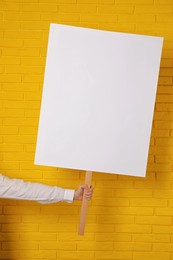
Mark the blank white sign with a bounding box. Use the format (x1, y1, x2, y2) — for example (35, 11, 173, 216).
(35, 23, 163, 177)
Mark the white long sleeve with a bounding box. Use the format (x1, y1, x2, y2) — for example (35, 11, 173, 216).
(0, 174, 75, 204)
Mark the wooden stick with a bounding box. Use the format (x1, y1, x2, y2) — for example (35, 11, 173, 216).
(78, 171, 92, 236)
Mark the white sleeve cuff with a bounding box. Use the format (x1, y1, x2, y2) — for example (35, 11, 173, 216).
(64, 189, 75, 203)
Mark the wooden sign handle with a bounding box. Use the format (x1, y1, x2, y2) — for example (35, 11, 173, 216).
(78, 171, 92, 235)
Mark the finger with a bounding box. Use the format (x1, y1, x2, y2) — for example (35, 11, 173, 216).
(79, 184, 87, 190)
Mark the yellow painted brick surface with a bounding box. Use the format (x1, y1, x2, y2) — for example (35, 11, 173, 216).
(1, 1, 173, 260)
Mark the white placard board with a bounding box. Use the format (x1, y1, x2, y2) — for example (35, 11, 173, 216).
(35, 23, 163, 177)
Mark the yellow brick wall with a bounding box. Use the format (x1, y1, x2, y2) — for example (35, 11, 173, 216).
(0, 0, 173, 259)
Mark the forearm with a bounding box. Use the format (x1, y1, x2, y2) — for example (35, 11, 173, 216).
(0, 174, 74, 204)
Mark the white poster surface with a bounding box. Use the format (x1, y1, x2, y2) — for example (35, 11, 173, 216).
(35, 24, 163, 177)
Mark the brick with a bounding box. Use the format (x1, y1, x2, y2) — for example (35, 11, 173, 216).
(96, 233, 131, 242)
(155, 155, 173, 163)
(22, 214, 58, 224)
(39, 223, 76, 232)
(154, 189, 173, 198)
(133, 234, 170, 243)
(19, 170, 43, 179)
(3, 135, 36, 144)
(156, 94, 173, 103)
(0, 126, 19, 135)
(0, 250, 56, 259)
(135, 5, 172, 13)
(57, 232, 94, 241)
(134, 180, 170, 189)
(116, 189, 152, 198)
(43, 170, 80, 180)
(114, 242, 152, 251)
(41, 205, 78, 215)
(0, 65, 4, 73)
(2, 241, 38, 250)
(4, 100, 40, 109)
(21, 21, 50, 30)
(157, 85, 173, 94)
(2, 223, 39, 232)
(147, 163, 172, 172)
(0, 108, 24, 117)
(59, 214, 94, 223)
(4, 11, 40, 21)
(81, 14, 118, 23)
(95, 251, 132, 259)
(97, 215, 134, 224)
(77, 241, 113, 250)
(0, 56, 20, 65)
(156, 0, 173, 2)
(78, 0, 97, 3)
(98, 4, 134, 13)
(151, 129, 169, 137)
(2, 82, 40, 92)
(157, 172, 173, 180)
(157, 14, 173, 22)
(96, 180, 133, 188)
(2, 47, 40, 57)
(4, 152, 34, 161)
(41, 12, 80, 22)
(118, 14, 155, 22)
(1, 91, 23, 100)
(93, 198, 129, 206)
(21, 3, 58, 12)
(0, 20, 21, 30)
(154, 121, 173, 129)
(22, 74, 43, 83)
(158, 76, 172, 85)
(154, 147, 173, 155)
(24, 92, 42, 101)
(0, 161, 20, 170)
(155, 208, 173, 216)
(156, 138, 173, 146)
(59, 251, 95, 259)
(135, 216, 172, 225)
(153, 243, 173, 251)
(4, 30, 43, 39)
(20, 232, 56, 241)
(5, 65, 43, 74)
(98, 0, 115, 3)
(0, 75, 22, 83)
(116, 224, 151, 233)
(0, 215, 21, 223)
(1, 39, 23, 47)
(130, 198, 167, 207)
(21, 56, 45, 66)
(162, 50, 173, 59)
(23, 39, 46, 48)
(19, 127, 38, 135)
(1, 2, 20, 11)
(169, 199, 173, 207)
(153, 225, 173, 233)
(59, 4, 97, 13)
(160, 68, 173, 76)
(20, 161, 44, 170)
(133, 252, 170, 260)
(156, 104, 173, 111)
(117, 0, 153, 2)
(40, 241, 76, 250)
(4, 206, 40, 215)
(160, 59, 173, 67)
(91, 205, 154, 215)
(0, 233, 20, 241)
